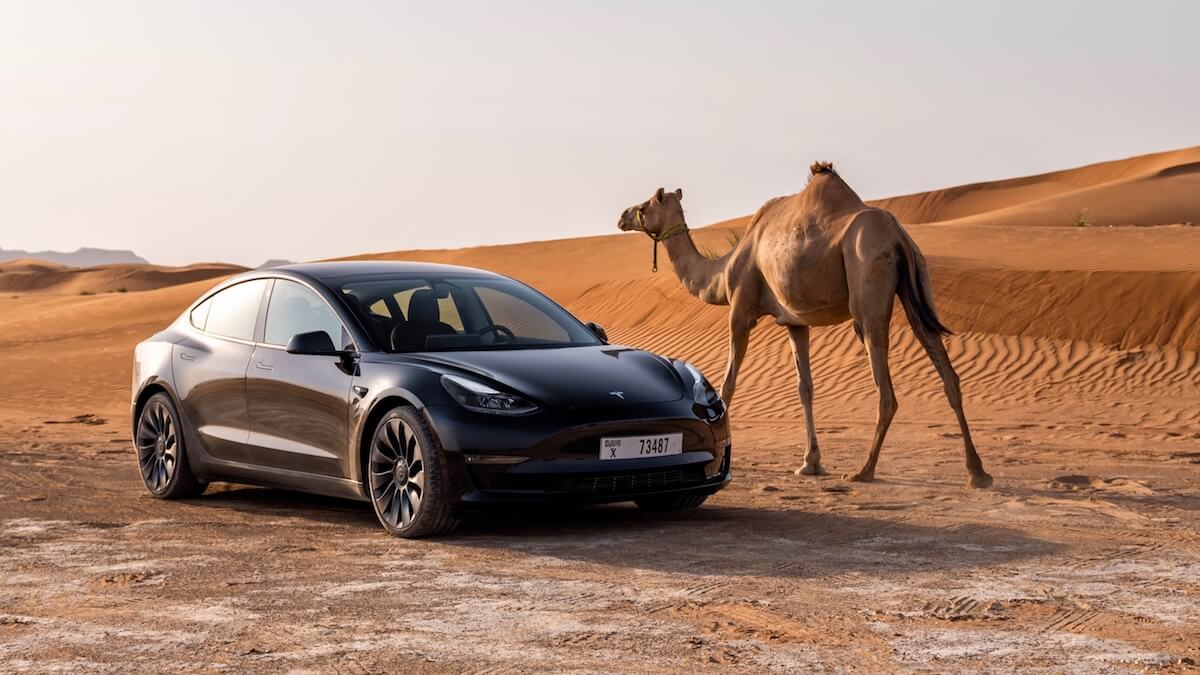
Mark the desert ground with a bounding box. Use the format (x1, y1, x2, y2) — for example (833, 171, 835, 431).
(1, 147, 1199, 672)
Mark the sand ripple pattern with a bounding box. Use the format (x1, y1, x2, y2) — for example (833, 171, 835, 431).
(573, 278, 1200, 431)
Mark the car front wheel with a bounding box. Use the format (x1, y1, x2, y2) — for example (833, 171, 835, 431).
(367, 406, 459, 538)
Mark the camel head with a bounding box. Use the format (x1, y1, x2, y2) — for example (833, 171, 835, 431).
(618, 187, 685, 239)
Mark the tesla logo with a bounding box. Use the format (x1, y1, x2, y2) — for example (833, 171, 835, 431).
(609, 391, 625, 400)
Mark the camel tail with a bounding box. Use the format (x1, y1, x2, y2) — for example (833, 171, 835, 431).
(895, 233, 952, 337)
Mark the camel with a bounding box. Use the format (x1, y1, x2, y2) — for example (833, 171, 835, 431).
(617, 163, 992, 488)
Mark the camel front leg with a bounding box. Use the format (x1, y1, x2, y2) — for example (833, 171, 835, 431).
(719, 303, 756, 406)
(787, 325, 825, 475)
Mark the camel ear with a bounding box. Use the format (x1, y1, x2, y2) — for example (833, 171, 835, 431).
(652, 187, 665, 204)
(674, 188, 683, 200)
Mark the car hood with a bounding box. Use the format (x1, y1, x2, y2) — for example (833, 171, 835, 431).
(394, 345, 685, 408)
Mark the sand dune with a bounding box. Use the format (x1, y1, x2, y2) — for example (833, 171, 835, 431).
(0, 147, 1197, 433)
(2, 229, 1195, 436)
(0, 259, 246, 295)
(872, 145, 1200, 227)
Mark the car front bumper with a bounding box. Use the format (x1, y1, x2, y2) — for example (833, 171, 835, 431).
(423, 402, 732, 505)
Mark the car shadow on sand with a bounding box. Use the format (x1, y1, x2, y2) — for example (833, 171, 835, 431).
(446, 502, 1061, 578)
(187, 483, 380, 528)
(190, 486, 1060, 579)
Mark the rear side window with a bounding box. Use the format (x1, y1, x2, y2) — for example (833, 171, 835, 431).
(189, 298, 211, 330)
(202, 279, 269, 341)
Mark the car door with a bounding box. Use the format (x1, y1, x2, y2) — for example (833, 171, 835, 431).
(174, 278, 270, 465)
(245, 279, 355, 477)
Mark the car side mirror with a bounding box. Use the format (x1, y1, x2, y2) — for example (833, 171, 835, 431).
(286, 330, 339, 355)
(585, 321, 608, 342)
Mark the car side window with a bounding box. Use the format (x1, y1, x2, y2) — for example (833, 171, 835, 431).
(437, 296, 465, 331)
(203, 279, 269, 341)
(264, 280, 349, 349)
(392, 287, 421, 318)
(368, 299, 391, 318)
(189, 298, 212, 330)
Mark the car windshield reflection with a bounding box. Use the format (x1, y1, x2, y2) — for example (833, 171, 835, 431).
(340, 276, 602, 353)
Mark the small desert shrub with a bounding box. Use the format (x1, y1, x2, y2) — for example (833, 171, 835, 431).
(1073, 208, 1093, 227)
(115, 286, 128, 293)
(79, 290, 94, 296)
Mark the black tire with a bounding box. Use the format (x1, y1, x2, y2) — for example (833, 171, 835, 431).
(634, 493, 709, 512)
(366, 406, 459, 538)
(134, 392, 207, 499)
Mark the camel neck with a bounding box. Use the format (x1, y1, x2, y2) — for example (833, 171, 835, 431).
(660, 227, 730, 306)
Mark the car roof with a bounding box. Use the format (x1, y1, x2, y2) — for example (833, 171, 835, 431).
(267, 260, 503, 284)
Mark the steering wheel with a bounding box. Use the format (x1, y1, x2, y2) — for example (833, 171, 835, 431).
(477, 324, 516, 345)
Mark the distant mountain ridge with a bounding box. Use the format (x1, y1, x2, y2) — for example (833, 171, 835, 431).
(0, 246, 149, 267)
(256, 258, 295, 269)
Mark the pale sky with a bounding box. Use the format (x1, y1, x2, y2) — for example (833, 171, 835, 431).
(1, 1, 1197, 266)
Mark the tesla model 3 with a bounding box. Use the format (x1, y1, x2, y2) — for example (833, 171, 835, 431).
(131, 262, 731, 537)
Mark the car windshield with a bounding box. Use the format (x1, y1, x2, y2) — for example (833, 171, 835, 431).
(339, 276, 602, 352)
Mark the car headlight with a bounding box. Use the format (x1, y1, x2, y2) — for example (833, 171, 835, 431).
(440, 374, 539, 416)
(677, 361, 723, 411)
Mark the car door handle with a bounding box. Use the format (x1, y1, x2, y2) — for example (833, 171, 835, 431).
(254, 360, 274, 371)
(179, 352, 197, 361)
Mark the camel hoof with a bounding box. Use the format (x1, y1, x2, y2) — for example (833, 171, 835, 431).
(796, 463, 826, 476)
(842, 471, 874, 483)
(968, 472, 994, 489)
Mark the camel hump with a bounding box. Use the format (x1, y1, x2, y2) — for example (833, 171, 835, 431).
(809, 161, 836, 176)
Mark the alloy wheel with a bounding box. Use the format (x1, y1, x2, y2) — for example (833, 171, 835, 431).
(369, 417, 426, 530)
(136, 399, 177, 492)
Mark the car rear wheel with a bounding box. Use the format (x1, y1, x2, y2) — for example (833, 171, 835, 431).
(367, 406, 459, 538)
(135, 392, 206, 499)
(634, 493, 709, 512)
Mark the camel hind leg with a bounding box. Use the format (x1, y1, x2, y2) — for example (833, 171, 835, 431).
(893, 231, 992, 489)
(901, 305, 993, 488)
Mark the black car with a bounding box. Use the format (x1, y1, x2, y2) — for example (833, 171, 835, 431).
(131, 262, 731, 537)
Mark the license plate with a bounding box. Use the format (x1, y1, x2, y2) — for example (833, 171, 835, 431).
(600, 433, 683, 460)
